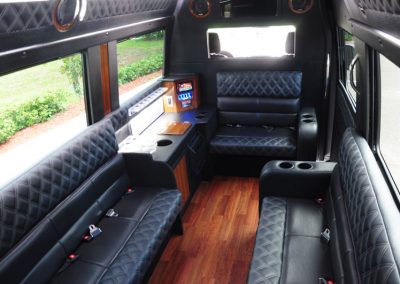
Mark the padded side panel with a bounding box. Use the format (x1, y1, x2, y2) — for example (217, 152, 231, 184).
(338, 129, 400, 283)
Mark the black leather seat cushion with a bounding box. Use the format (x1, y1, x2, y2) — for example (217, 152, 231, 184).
(52, 188, 181, 284)
(210, 126, 296, 158)
(248, 197, 331, 284)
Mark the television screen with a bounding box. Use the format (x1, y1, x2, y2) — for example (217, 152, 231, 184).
(177, 82, 193, 93)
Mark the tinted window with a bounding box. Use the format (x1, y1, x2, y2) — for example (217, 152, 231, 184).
(0, 53, 87, 186)
(208, 26, 296, 58)
(117, 30, 165, 104)
(378, 54, 400, 189)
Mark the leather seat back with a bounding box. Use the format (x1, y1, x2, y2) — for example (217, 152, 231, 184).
(0, 120, 122, 283)
(328, 129, 400, 283)
(216, 71, 302, 127)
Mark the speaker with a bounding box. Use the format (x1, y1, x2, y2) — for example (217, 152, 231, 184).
(189, 0, 211, 18)
(288, 0, 314, 14)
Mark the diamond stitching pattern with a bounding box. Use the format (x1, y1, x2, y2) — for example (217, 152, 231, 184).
(339, 129, 400, 283)
(85, 0, 173, 21)
(217, 71, 302, 99)
(358, 0, 400, 14)
(248, 197, 286, 284)
(0, 0, 175, 35)
(210, 135, 296, 157)
(0, 120, 117, 257)
(99, 190, 181, 284)
(0, 3, 52, 34)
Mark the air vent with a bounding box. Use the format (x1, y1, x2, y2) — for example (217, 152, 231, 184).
(190, 0, 211, 18)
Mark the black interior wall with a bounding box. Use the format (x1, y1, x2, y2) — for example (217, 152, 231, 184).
(169, 0, 329, 130)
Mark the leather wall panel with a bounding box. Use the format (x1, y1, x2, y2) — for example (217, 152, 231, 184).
(0, 120, 117, 258)
(357, 0, 400, 15)
(0, 0, 176, 35)
(338, 129, 400, 283)
(217, 71, 302, 99)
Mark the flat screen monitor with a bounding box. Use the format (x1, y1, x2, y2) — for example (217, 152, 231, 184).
(177, 82, 193, 93)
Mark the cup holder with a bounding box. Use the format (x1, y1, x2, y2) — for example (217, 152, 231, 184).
(297, 162, 313, 170)
(302, 119, 314, 123)
(157, 139, 173, 147)
(279, 162, 294, 169)
(302, 114, 313, 119)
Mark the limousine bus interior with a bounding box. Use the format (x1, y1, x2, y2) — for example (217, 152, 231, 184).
(1, 0, 400, 283)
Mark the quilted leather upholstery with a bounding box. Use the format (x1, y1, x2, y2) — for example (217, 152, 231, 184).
(212, 71, 303, 158)
(338, 129, 400, 283)
(0, 120, 117, 258)
(85, 0, 174, 21)
(248, 197, 286, 284)
(99, 190, 181, 284)
(358, 0, 400, 14)
(0, 3, 52, 34)
(217, 71, 302, 99)
(0, 0, 176, 35)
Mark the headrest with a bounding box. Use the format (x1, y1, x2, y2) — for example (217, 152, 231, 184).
(209, 32, 221, 54)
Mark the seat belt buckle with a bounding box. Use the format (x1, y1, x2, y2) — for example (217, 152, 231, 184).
(319, 278, 334, 284)
(106, 209, 119, 217)
(321, 228, 330, 243)
(88, 224, 102, 240)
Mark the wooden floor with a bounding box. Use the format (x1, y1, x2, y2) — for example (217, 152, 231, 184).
(149, 176, 259, 284)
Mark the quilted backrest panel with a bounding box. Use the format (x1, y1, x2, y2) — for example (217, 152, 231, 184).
(338, 129, 400, 283)
(0, 120, 117, 258)
(216, 71, 302, 98)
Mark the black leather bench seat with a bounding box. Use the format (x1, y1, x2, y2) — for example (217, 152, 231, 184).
(211, 71, 318, 160)
(248, 197, 331, 283)
(248, 129, 400, 284)
(53, 188, 181, 284)
(0, 120, 182, 284)
(210, 126, 296, 157)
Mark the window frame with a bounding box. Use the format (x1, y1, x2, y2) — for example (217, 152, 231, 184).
(337, 28, 357, 112)
(374, 51, 400, 195)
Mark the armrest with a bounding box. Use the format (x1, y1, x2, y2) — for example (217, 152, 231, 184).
(297, 107, 318, 160)
(259, 160, 337, 206)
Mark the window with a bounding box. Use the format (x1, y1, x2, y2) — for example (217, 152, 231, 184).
(117, 30, 165, 104)
(378, 54, 400, 189)
(338, 29, 359, 108)
(208, 26, 296, 58)
(0, 53, 87, 187)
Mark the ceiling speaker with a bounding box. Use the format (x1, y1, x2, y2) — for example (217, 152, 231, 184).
(288, 0, 314, 14)
(189, 0, 211, 18)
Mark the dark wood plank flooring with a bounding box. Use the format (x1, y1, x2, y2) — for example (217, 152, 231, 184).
(149, 176, 259, 284)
